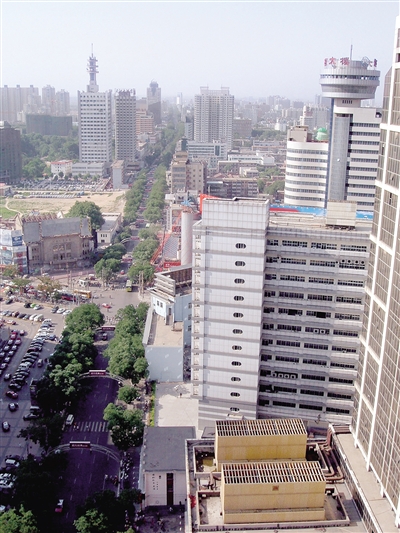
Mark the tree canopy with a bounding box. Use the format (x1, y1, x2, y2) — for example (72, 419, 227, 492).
(66, 201, 105, 230)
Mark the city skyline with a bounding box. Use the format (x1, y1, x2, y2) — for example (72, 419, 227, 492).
(1, 1, 399, 104)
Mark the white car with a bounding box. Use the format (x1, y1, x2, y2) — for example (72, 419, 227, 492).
(63, 310, 72, 315)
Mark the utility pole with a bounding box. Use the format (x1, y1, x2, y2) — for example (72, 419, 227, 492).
(139, 271, 144, 298)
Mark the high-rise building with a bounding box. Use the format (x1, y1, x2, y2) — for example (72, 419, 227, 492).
(284, 126, 329, 208)
(78, 53, 112, 164)
(41, 85, 56, 114)
(320, 56, 381, 211)
(192, 198, 371, 430)
(0, 85, 40, 123)
(352, 14, 400, 526)
(147, 80, 162, 126)
(0, 121, 22, 183)
(114, 89, 136, 163)
(55, 89, 70, 116)
(194, 87, 234, 150)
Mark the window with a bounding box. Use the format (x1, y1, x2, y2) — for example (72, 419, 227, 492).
(264, 291, 276, 297)
(231, 377, 241, 382)
(230, 407, 240, 411)
(233, 312, 243, 318)
(302, 374, 326, 381)
(232, 329, 243, 334)
(264, 307, 275, 313)
(232, 345, 242, 351)
(308, 294, 333, 301)
(304, 343, 329, 350)
(303, 358, 327, 366)
(236, 243, 246, 249)
(234, 278, 245, 284)
(230, 392, 240, 397)
(299, 404, 323, 411)
(279, 292, 304, 299)
(276, 340, 301, 347)
(235, 261, 246, 266)
(231, 361, 242, 366)
(276, 355, 299, 363)
(301, 389, 324, 396)
(234, 295, 244, 301)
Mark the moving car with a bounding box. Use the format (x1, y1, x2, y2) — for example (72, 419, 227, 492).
(8, 403, 18, 412)
(2, 421, 10, 432)
(5, 391, 18, 399)
(23, 413, 40, 421)
(55, 499, 64, 513)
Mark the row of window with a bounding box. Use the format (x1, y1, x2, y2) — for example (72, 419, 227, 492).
(264, 291, 363, 303)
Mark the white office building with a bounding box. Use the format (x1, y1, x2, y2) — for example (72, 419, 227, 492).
(115, 89, 136, 163)
(192, 198, 371, 430)
(284, 126, 329, 208)
(78, 53, 112, 164)
(320, 56, 381, 211)
(194, 87, 234, 150)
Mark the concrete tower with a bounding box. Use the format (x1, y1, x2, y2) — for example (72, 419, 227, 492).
(115, 89, 137, 163)
(78, 52, 112, 163)
(352, 15, 400, 526)
(147, 81, 161, 125)
(320, 56, 381, 211)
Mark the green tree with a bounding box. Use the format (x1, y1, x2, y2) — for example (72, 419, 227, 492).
(37, 276, 62, 298)
(64, 303, 104, 333)
(66, 201, 105, 230)
(0, 506, 40, 533)
(118, 385, 139, 404)
(103, 404, 144, 450)
(128, 261, 154, 284)
(74, 508, 109, 533)
(94, 258, 121, 285)
(18, 413, 65, 453)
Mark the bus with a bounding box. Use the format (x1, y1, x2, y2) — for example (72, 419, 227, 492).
(126, 280, 133, 292)
(73, 289, 92, 300)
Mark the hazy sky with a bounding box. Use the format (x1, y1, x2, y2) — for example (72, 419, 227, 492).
(1, 1, 399, 104)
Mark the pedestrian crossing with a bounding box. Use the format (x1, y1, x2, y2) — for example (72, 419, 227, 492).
(66, 420, 109, 433)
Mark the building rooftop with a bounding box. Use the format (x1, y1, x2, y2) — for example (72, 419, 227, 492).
(216, 418, 306, 438)
(222, 461, 325, 485)
(142, 426, 196, 472)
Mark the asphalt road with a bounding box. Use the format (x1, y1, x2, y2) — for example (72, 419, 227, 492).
(0, 286, 148, 530)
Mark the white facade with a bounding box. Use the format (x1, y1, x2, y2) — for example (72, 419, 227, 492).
(71, 161, 108, 178)
(78, 53, 112, 164)
(227, 152, 275, 166)
(192, 198, 269, 428)
(193, 198, 371, 430)
(115, 89, 136, 162)
(284, 126, 329, 208)
(194, 87, 234, 150)
(50, 160, 73, 176)
(353, 16, 400, 527)
(320, 57, 381, 211)
(187, 141, 227, 170)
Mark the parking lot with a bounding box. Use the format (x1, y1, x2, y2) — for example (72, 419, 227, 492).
(0, 297, 65, 470)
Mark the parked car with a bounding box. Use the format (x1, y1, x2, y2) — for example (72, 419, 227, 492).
(2, 421, 10, 432)
(8, 403, 18, 412)
(23, 413, 40, 421)
(5, 391, 18, 399)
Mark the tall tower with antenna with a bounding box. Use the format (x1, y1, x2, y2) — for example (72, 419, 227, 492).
(87, 47, 99, 93)
(78, 49, 112, 164)
(320, 55, 381, 211)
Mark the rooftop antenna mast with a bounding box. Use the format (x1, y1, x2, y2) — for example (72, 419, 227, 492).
(350, 44, 353, 61)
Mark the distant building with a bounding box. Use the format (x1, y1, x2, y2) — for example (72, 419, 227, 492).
(110, 160, 126, 189)
(194, 87, 234, 149)
(170, 151, 206, 194)
(50, 160, 73, 176)
(0, 85, 40, 123)
(147, 80, 162, 125)
(78, 53, 112, 163)
(96, 212, 122, 246)
(233, 118, 252, 138)
(0, 229, 27, 274)
(16, 214, 93, 272)
(115, 89, 136, 163)
(71, 161, 108, 178)
(41, 85, 56, 114)
(26, 114, 72, 136)
(0, 121, 22, 183)
(187, 141, 227, 172)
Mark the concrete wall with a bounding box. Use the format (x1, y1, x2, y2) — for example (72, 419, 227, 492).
(144, 471, 187, 507)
